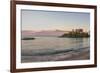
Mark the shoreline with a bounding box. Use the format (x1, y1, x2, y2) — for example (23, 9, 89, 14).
(21, 47, 90, 63)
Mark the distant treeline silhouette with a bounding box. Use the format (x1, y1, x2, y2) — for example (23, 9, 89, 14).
(60, 29, 90, 38)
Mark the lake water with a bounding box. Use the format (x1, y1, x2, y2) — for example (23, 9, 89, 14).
(21, 37, 90, 62)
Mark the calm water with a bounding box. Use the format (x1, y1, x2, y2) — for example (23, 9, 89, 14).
(21, 37, 90, 62)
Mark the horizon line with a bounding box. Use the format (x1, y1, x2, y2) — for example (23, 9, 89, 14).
(22, 29, 89, 32)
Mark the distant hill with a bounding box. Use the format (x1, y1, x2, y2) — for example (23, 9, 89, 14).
(22, 30, 69, 37)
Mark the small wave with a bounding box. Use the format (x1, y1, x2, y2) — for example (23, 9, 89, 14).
(22, 47, 89, 56)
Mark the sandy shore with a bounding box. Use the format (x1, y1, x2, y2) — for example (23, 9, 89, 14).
(21, 47, 90, 63)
